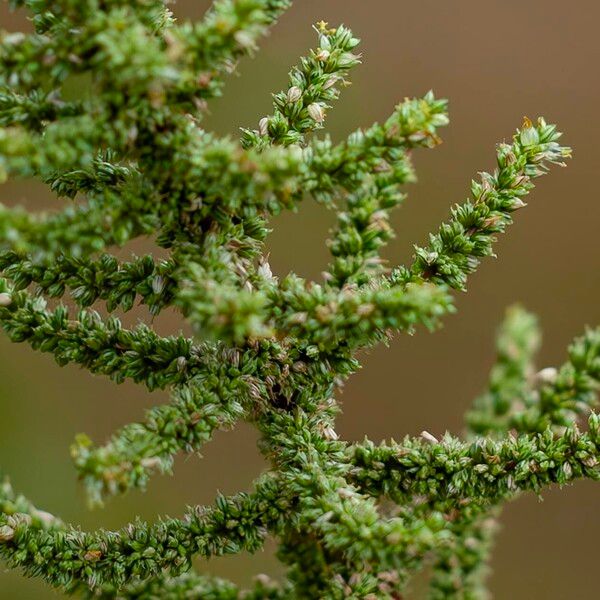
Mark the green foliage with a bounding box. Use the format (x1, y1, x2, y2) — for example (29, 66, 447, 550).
(0, 1, 596, 598)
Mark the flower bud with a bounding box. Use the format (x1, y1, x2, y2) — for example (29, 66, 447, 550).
(420, 430, 438, 444)
(286, 86, 302, 103)
(562, 462, 573, 480)
(424, 251, 438, 265)
(338, 52, 360, 68)
(323, 76, 339, 90)
(33, 510, 56, 526)
(140, 457, 162, 470)
(322, 424, 339, 440)
(356, 303, 374, 316)
(318, 34, 332, 51)
(258, 260, 274, 280)
(234, 30, 256, 50)
(0, 525, 15, 542)
(307, 103, 325, 123)
(510, 174, 529, 188)
(508, 198, 527, 211)
(0, 292, 12, 307)
(152, 276, 165, 295)
(483, 215, 504, 229)
(520, 124, 540, 147)
(535, 367, 558, 385)
(258, 117, 269, 136)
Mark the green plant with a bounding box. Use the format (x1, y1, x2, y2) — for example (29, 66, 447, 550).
(0, 1, 597, 598)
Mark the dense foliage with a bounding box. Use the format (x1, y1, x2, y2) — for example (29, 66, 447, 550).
(0, 1, 597, 598)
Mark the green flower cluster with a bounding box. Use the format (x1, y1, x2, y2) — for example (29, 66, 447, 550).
(0, 1, 596, 598)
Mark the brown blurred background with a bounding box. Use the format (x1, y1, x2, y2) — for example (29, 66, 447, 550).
(1, 1, 599, 598)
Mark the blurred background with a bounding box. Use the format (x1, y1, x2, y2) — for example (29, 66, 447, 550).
(1, 0, 599, 597)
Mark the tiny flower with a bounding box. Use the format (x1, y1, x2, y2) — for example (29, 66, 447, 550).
(258, 260, 274, 280)
(520, 122, 540, 146)
(258, 117, 269, 136)
(0, 292, 12, 307)
(483, 215, 504, 228)
(33, 510, 56, 526)
(0, 525, 14, 542)
(83, 549, 102, 562)
(315, 20, 329, 34)
(322, 76, 339, 90)
(463, 537, 479, 551)
(535, 367, 558, 385)
(338, 52, 361, 68)
(140, 457, 162, 470)
(425, 251, 438, 264)
(466, 256, 480, 270)
(420, 430, 438, 444)
(151, 275, 165, 294)
(8, 513, 31, 527)
(322, 424, 339, 440)
(508, 198, 527, 210)
(315, 48, 330, 62)
(318, 33, 332, 51)
(307, 102, 325, 123)
(286, 86, 302, 103)
(510, 174, 529, 188)
(356, 303, 374, 316)
(234, 30, 256, 50)
(254, 573, 273, 586)
(337, 487, 357, 499)
(2, 32, 25, 45)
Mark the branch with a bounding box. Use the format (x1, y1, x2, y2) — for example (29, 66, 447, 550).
(0, 89, 82, 130)
(0, 474, 286, 592)
(242, 23, 361, 148)
(325, 92, 449, 288)
(348, 414, 600, 509)
(0, 164, 159, 257)
(402, 117, 570, 290)
(0, 280, 200, 390)
(1, 252, 177, 314)
(510, 327, 600, 433)
(427, 512, 498, 600)
(270, 276, 452, 352)
(428, 306, 540, 598)
(174, 223, 273, 345)
(255, 117, 569, 354)
(93, 571, 288, 600)
(257, 408, 451, 596)
(72, 370, 248, 506)
(467, 305, 541, 435)
(185, 0, 292, 100)
(429, 314, 598, 598)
